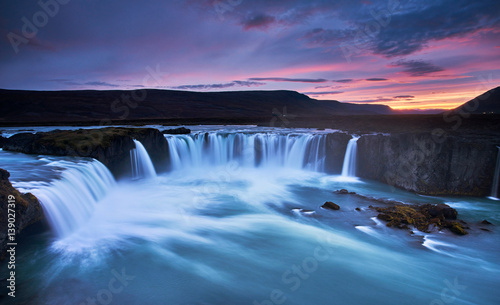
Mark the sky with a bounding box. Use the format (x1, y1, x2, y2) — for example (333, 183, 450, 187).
(0, 0, 499, 110)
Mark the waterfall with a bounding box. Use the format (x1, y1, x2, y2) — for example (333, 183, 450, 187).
(130, 139, 157, 179)
(490, 146, 500, 200)
(31, 160, 116, 238)
(341, 136, 360, 177)
(165, 133, 327, 171)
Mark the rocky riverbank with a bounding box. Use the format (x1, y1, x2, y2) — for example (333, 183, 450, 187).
(328, 189, 472, 236)
(357, 132, 499, 196)
(1, 126, 498, 196)
(0, 169, 43, 260)
(2, 127, 170, 178)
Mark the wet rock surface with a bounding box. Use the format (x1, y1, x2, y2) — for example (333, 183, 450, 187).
(3, 127, 169, 177)
(373, 204, 468, 235)
(162, 127, 191, 134)
(322, 201, 340, 210)
(0, 169, 43, 260)
(357, 133, 498, 196)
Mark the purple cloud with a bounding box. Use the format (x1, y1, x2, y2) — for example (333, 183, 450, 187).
(170, 81, 264, 90)
(393, 95, 415, 99)
(302, 91, 344, 95)
(333, 79, 354, 83)
(84, 81, 119, 87)
(366, 78, 388, 82)
(391, 60, 444, 76)
(249, 77, 328, 83)
(241, 13, 277, 30)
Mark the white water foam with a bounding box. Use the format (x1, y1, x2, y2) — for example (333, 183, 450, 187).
(31, 160, 116, 238)
(165, 133, 328, 172)
(130, 139, 157, 179)
(341, 136, 360, 178)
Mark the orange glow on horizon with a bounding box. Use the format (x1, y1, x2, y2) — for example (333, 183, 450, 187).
(310, 87, 487, 110)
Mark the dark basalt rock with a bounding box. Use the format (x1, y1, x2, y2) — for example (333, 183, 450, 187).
(0, 135, 5, 148)
(322, 201, 340, 210)
(334, 189, 356, 195)
(324, 133, 352, 174)
(0, 169, 43, 260)
(481, 219, 493, 225)
(162, 127, 191, 134)
(375, 203, 468, 235)
(357, 133, 498, 196)
(3, 127, 170, 178)
(421, 203, 457, 220)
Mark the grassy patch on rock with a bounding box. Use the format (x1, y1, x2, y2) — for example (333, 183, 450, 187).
(374, 203, 468, 235)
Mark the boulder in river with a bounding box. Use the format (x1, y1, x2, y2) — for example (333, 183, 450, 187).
(334, 189, 356, 195)
(375, 203, 468, 235)
(322, 201, 340, 210)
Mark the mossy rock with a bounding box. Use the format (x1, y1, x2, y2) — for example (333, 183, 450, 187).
(447, 222, 468, 235)
(375, 203, 467, 235)
(3, 127, 170, 177)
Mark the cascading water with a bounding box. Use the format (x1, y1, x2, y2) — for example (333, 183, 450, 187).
(3, 126, 500, 305)
(341, 136, 360, 177)
(130, 139, 157, 179)
(489, 146, 500, 200)
(165, 133, 327, 171)
(31, 160, 116, 238)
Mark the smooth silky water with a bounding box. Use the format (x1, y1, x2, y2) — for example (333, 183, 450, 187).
(1, 126, 499, 305)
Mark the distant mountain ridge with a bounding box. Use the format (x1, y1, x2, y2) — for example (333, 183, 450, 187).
(452, 86, 500, 114)
(1, 87, 497, 125)
(0, 89, 392, 124)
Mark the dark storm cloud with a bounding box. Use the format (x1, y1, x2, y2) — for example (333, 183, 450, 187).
(0, 0, 498, 103)
(371, 0, 500, 57)
(297, 0, 500, 58)
(392, 60, 445, 76)
(199, 0, 360, 28)
(249, 77, 328, 83)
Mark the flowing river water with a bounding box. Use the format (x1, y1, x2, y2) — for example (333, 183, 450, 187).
(1, 126, 499, 305)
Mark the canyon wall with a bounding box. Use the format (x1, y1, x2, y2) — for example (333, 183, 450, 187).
(357, 133, 499, 196)
(3, 127, 498, 196)
(324, 132, 352, 174)
(2, 128, 170, 178)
